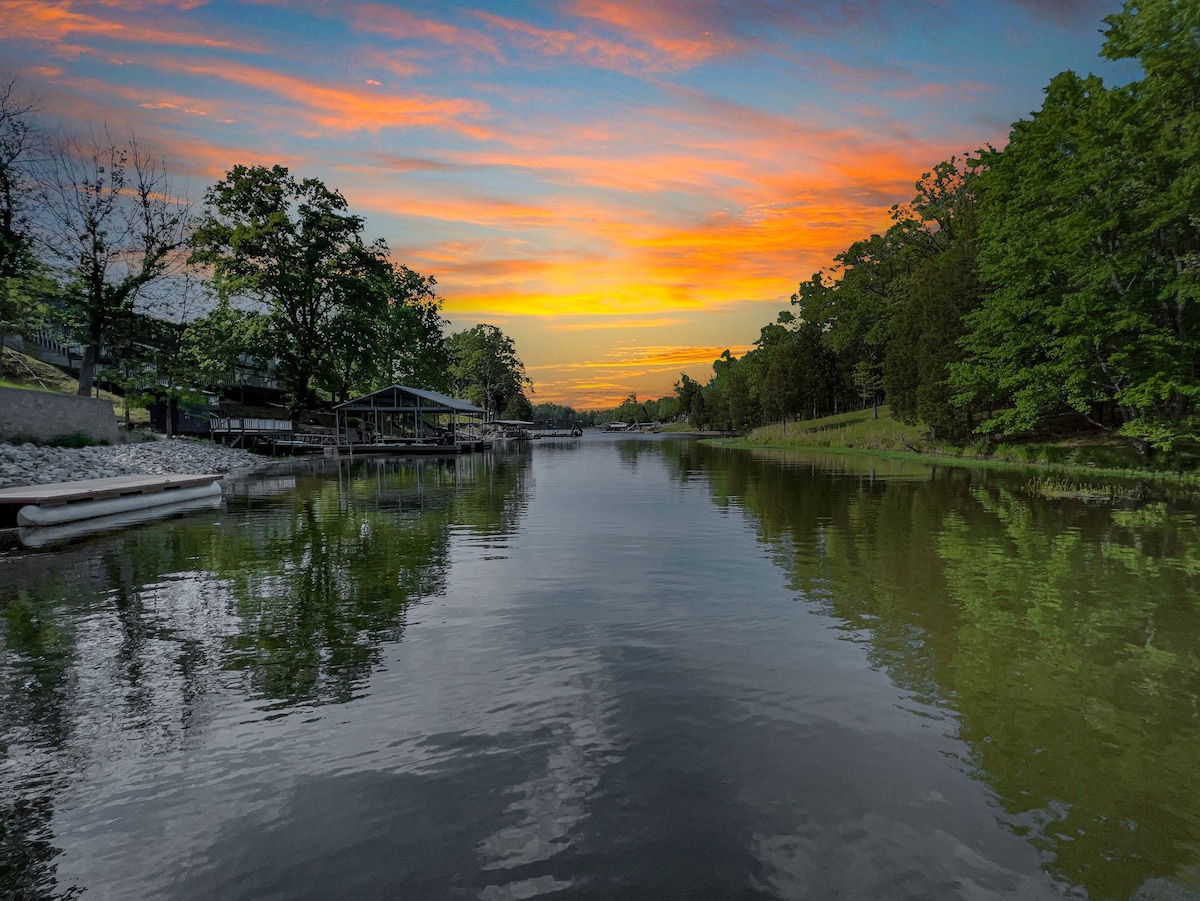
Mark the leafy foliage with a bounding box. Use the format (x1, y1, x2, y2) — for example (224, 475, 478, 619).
(693, 1, 1200, 460)
(953, 0, 1200, 454)
(445, 323, 530, 414)
(0, 80, 47, 360)
(190, 164, 445, 412)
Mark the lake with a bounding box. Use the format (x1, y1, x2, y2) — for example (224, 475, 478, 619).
(2, 434, 1199, 900)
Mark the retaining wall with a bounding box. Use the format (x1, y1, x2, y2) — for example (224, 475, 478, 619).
(0, 387, 120, 444)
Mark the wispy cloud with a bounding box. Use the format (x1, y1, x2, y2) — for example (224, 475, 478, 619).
(155, 57, 492, 135)
(346, 3, 503, 60)
(1, 0, 259, 52)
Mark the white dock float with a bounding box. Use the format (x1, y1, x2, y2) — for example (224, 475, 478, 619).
(0, 473, 224, 528)
(17, 493, 224, 548)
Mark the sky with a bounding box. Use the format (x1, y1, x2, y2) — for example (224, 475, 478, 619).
(2, 0, 1128, 409)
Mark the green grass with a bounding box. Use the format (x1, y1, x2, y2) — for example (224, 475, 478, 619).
(1022, 476, 1143, 502)
(745, 406, 928, 453)
(0, 376, 52, 390)
(0, 347, 150, 426)
(725, 406, 1200, 493)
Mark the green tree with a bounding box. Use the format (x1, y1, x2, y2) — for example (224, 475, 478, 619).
(649, 395, 680, 421)
(955, 1, 1200, 453)
(690, 388, 708, 429)
(38, 132, 190, 397)
(317, 264, 447, 402)
(180, 297, 266, 388)
(674, 373, 703, 423)
(794, 156, 982, 422)
(375, 266, 448, 392)
(501, 392, 533, 420)
(757, 315, 845, 423)
(532, 401, 591, 424)
(445, 323, 531, 414)
(885, 204, 984, 440)
(191, 164, 396, 413)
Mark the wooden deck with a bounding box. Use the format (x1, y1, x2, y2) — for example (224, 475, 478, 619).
(0, 473, 224, 508)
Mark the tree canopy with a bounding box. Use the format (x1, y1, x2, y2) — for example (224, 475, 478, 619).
(189, 164, 445, 412)
(678, 0, 1200, 458)
(445, 324, 531, 415)
(0, 80, 45, 362)
(952, 0, 1200, 453)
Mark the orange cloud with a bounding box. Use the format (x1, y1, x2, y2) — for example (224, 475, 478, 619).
(346, 3, 502, 60)
(525, 342, 756, 407)
(357, 192, 559, 230)
(545, 317, 688, 331)
(155, 58, 492, 136)
(565, 0, 742, 66)
(0, 0, 258, 51)
(473, 11, 671, 73)
(531, 344, 754, 373)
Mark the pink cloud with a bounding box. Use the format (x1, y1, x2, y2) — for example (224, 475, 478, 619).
(0, 0, 260, 52)
(155, 57, 493, 136)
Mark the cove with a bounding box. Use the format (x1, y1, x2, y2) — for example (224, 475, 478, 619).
(2, 434, 1199, 901)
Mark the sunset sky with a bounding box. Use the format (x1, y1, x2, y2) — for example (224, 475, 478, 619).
(3, 0, 1129, 408)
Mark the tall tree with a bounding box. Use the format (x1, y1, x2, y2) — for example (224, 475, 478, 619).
(180, 297, 266, 389)
(955, 0, 1200, 454)
(445, 323, 531, 415)
(37, 131, 190, 396)
(0, 80, 45, 363)
(191, 164, 397, 414)
(318, 264, 447, 402)
(885, 196, 985, 440)
(674, 373, 703, 424)
(794, 156, 983, 420)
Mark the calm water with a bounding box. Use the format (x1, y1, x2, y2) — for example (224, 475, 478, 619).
(2, 435, 1199, 901)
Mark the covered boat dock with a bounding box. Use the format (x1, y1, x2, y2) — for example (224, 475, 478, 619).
(333, 385, 491, 454)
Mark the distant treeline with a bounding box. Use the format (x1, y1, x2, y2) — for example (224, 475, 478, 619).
(675, 0, 1198, 457)
(536, 394, 682, 427)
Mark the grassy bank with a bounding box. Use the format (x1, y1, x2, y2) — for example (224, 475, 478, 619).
(724, 406, 1200, 495)
(1, 346, 150, 426)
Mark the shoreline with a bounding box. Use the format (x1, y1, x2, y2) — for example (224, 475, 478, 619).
(707, 437, 1200, 497)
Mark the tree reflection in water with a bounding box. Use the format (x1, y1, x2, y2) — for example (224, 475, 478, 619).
(666, 442, 1200, 901)
(0, 449, 531, 899)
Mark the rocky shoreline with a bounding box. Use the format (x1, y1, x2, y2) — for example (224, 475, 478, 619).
(0, 438, 268, 490)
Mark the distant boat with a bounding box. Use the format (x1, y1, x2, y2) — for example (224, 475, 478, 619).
(482, 419, 532, 440)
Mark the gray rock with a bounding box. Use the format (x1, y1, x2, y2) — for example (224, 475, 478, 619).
(0, 438, 266, 488)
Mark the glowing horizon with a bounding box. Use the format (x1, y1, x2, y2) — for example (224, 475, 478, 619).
(2, 0, 1126, 409)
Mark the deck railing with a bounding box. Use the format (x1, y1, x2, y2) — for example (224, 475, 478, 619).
(210, 417, 293, 433)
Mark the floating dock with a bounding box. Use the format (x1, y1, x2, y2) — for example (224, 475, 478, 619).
(0, 473, 224, 529)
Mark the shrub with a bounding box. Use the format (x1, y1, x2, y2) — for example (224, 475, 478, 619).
(46, 432, 109, 448)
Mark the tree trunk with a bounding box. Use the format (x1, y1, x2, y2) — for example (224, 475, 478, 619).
(292, 371, 312, 419)
(77, 344, 97, 397)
